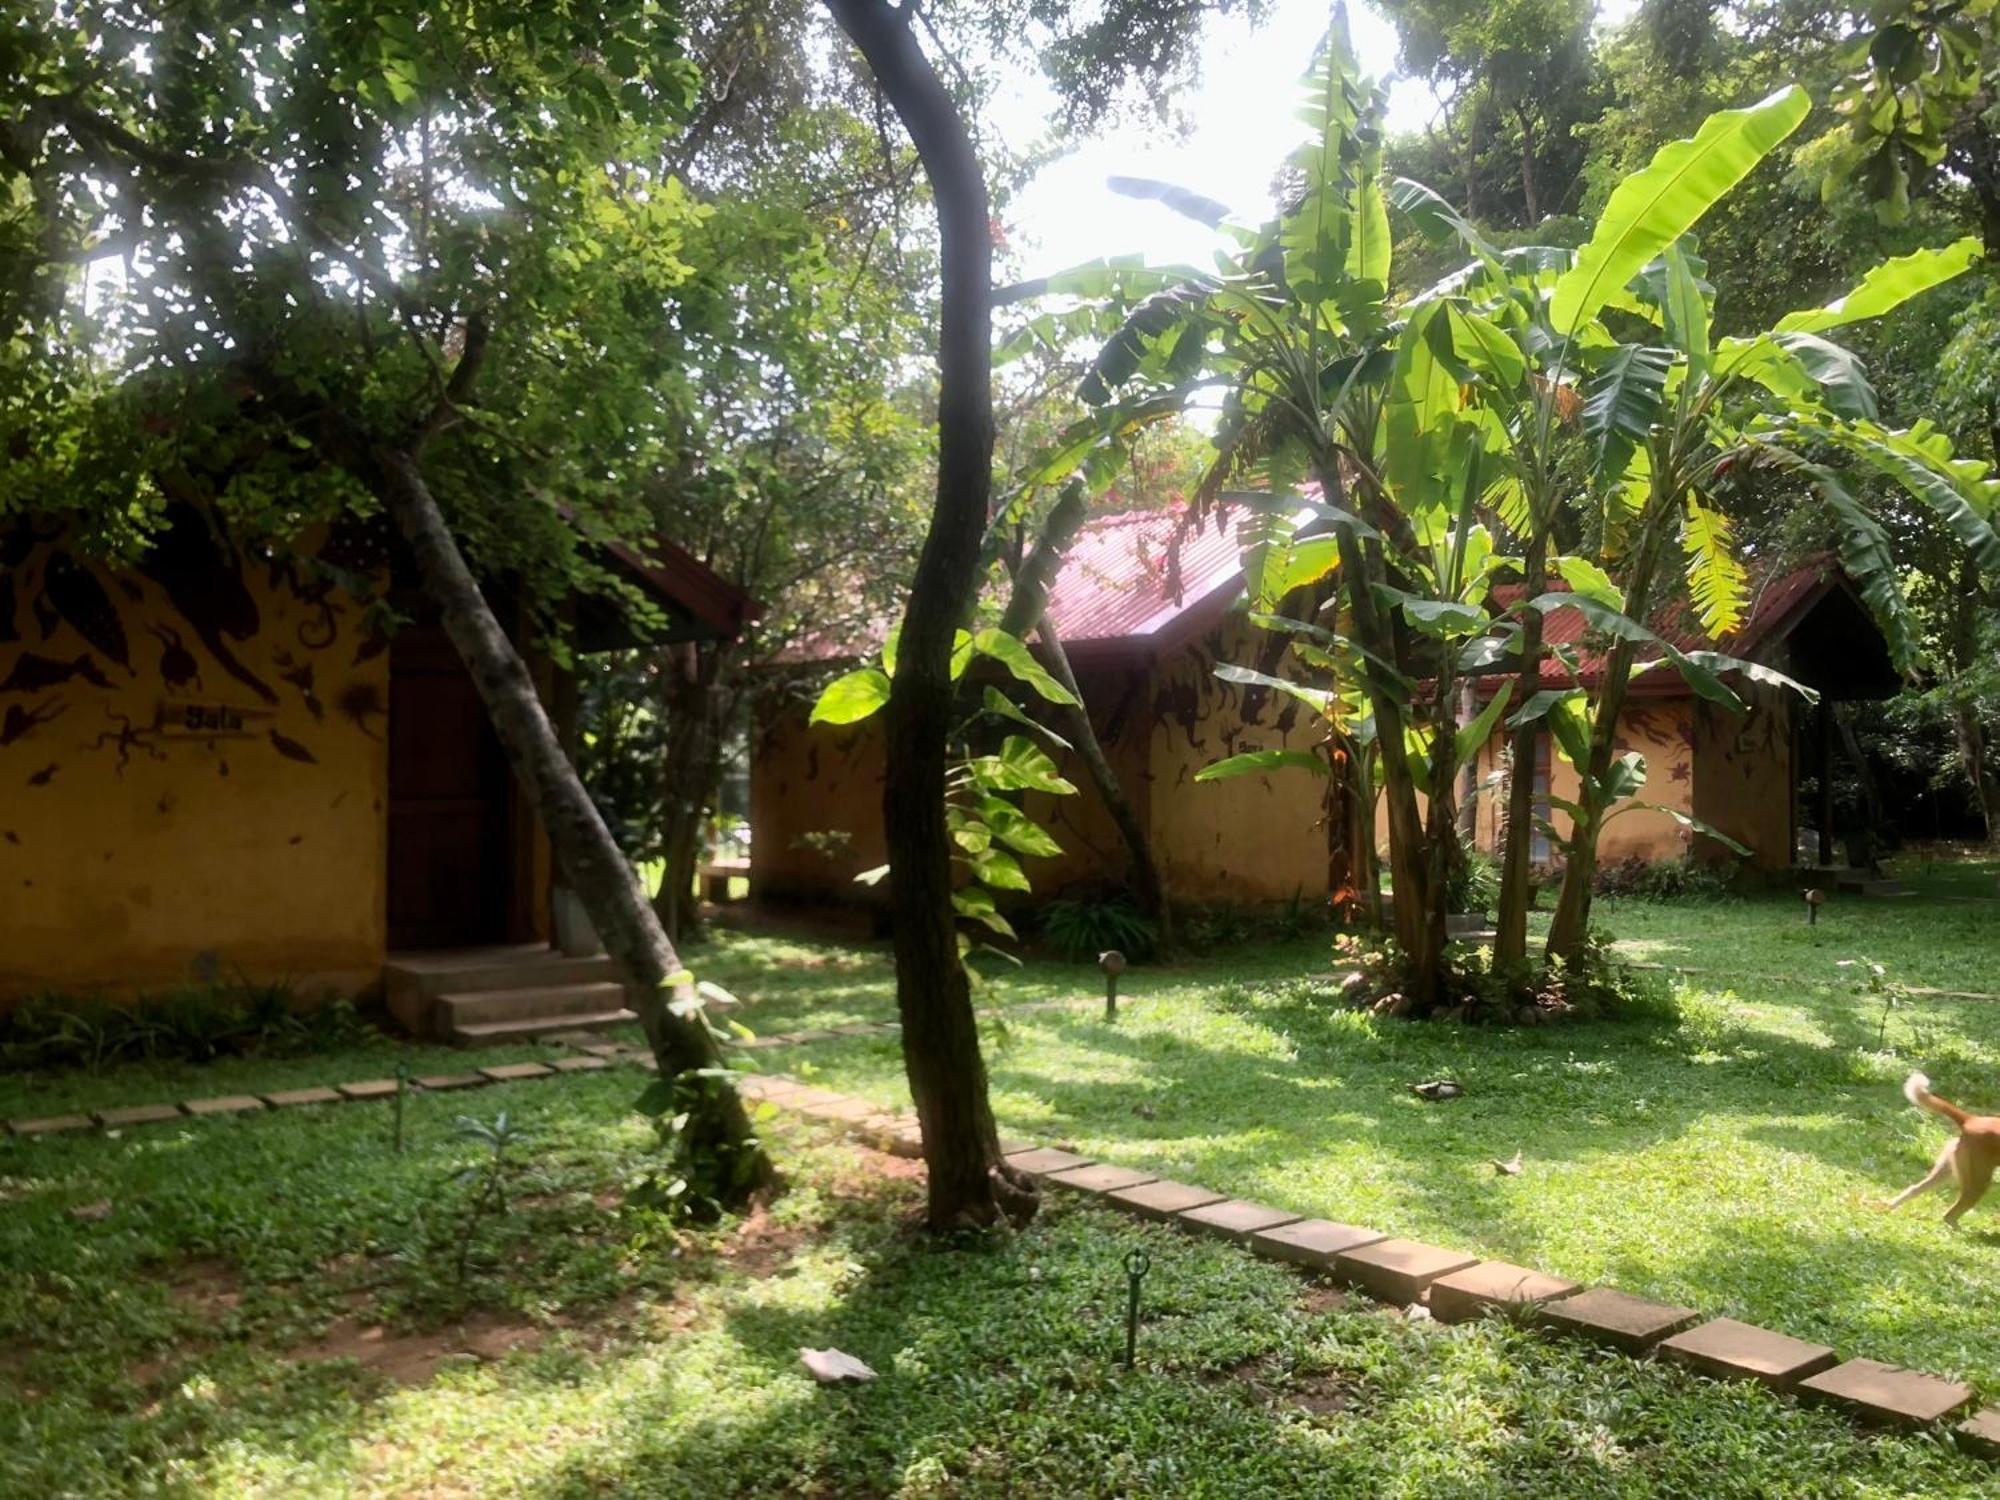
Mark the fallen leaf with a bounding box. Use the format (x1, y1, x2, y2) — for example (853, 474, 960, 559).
(1409, 1080, 1464, 1102)
(1492, 1152, 1522, 1176)
(799, 1346, 877, 1384)
(69, 1199, 113, 1221)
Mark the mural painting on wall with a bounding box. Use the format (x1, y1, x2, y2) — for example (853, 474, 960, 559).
(0, 504, 390, 789)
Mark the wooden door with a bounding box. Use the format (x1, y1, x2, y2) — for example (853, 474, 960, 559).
(387, 626, 510, 949)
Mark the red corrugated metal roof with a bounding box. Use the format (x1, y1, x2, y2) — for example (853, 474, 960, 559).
(777, 505, 1249, 663)
(1046, 506, 1245, 648)
(1481, 555, 1840, 694)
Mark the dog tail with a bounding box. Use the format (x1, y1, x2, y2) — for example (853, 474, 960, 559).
(1906, 1071, 1971, 1128)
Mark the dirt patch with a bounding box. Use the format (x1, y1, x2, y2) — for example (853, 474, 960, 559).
(1282, 1373, 1351, 1416)
(288, 1309, 547, 1387)
(728, 1204, 812, 1278)
(163, 1255, 244, 1318)
(1299, 1283, 1348, 1316)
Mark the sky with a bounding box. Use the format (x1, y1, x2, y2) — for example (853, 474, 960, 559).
(992, 0, 1638, 283)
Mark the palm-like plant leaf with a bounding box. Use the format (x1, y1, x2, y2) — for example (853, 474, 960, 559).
(1801, 465, 1920, 671)
(1549, 86, 1809, 338)
(1106, 176, 1233, 229)
(1582, 344, 1671, 484)
(1819, 419, 2000, 573)
(1680, 494, 1749, 637)
(1774, 237, 1983, 335)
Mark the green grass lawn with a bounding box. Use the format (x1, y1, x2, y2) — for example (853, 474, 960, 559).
(3, 1058, 1993, 1497)
(697, 857, 2000, 1395)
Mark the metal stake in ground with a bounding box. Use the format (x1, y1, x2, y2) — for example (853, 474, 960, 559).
(1099, 950, 1127, 1022)
(1122, 1246, 1151, 1367)
(393, 1062, 408, 1153)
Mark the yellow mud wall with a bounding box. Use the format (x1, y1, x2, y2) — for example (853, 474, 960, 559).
(1018, 663, 1152, 896)
(1147, 618, 1331, 904)
(1691, 691, 1793, 868)
(0, 518, 390, 1000)
(749, 706, 890, 904)
(1392, 697, 1699, 868)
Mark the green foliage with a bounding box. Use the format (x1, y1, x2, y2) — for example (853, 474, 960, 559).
(0, 981, 368, 1072)
(1593, 854, 1738, 901)
(1036, 894, 1159, 963)
(807, 631, 1076, 968)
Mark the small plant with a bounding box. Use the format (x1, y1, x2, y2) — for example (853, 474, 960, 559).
(1839, 957, 1910, 1050)
(1039, 894, 1159, 963)
(1592, 856, 1735, 902)
(447, 1111, 532, 1298)
(1447, 850, 1500, 916)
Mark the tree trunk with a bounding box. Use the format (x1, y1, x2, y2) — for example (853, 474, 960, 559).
(373, 449, 770, 1199)
(1493, 534, 1548, 969)
(1515, 105, 1541, 223)
(1544, 511, 1671, 965)
(1039, 617, 1172, 944)
(1949, 558, 1998, 847)
(654, 642, 727, 946)
(826, 0, 1035, 1229)
(1318, 460, 1441, 1000)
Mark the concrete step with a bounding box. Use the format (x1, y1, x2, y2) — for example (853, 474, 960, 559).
(387, 946, 622, 998)
(449, 1008, 639, 1045)
(436, 981, 632, 1029)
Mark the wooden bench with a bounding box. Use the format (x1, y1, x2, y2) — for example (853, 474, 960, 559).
(699, 857, 751, 903)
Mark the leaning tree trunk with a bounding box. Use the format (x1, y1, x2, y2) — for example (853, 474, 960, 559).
(1040, 617, 1172, 944)
(374, 450, 770, 1198)
(826, 0, 1034, 1229)
(996, 482, 1172, 943)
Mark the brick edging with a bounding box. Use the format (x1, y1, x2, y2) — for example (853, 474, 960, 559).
(737, 1073, 2000, 1463)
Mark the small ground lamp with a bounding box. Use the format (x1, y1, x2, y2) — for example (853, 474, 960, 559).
(1804, 887, 1825, 925)
(1099, 949, 1127, 1021)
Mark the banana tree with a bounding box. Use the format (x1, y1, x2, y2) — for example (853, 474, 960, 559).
(1390, 84, 1992, 966)
(1526, 160, 1990, 959)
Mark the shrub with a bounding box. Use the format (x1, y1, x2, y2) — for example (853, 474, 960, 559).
(0, 979, 370, 1071)
(1038, 894, 1159, 963)
(1448, 850, 1501, 914)
(1592, 855, 1735, 902)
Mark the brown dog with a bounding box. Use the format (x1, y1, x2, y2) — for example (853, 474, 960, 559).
(1882, 1072, 2000, 1227)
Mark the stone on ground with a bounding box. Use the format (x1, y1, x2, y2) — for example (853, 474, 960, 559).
(7, 1114, 93, 1135)
(1044, 1163, 1158, 1197)
(477, 1062, 555, 1083)
(263, 1087, 343, 1108)
(1656, 1318, 1838, 1388)
(183, 1095, 267, 1117)
(1538, 1287, 1699, 1353)
(1175, 1199, 1303, 1243)
(1004, 1147, 1095, 1176)
(1333, 1238, 1479, 1305)
(551, 1055, 611, 1073)
(1247, 1218, 1385, 1269)
(1954, 1405, 2000, 1457)
(1106, 1179, 1228, 1222)
(414, 1073, 487, 1091)
(94, 1103, 184, 1128)
(1427, 1260, 1579, 1323)
(335, 1079, 401, 1100)
(1797, 1358, 1975, 1426)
